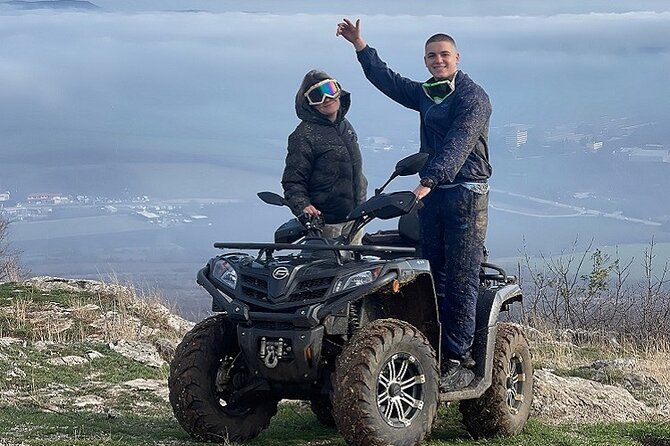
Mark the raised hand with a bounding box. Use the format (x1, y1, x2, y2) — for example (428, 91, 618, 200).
(336, 18, 366, 51)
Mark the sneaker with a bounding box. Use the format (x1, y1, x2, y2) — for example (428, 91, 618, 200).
(462, 351, 476, 369)
(439, 359, 474, 392)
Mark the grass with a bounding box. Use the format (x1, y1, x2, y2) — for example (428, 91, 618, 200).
(0, 405, 194, 446)
(1, 281, 669, 445)
(0, 342, 167, 397)
(0, 282, 78, 307)
(0, 402, 669, 446)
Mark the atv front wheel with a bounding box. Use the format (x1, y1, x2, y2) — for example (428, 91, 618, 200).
(168, 314, 278, 442)
(333, 318, 439, 446)
(459, 323, 533, 438)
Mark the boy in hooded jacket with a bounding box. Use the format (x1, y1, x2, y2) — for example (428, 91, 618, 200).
(282, 69, 368, 243)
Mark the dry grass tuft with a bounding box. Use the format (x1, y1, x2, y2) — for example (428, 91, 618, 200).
(639, 348, 670, 387)
(3, 276, 192, 345)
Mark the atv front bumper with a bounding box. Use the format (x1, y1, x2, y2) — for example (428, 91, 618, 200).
(237, 324, 325, 382)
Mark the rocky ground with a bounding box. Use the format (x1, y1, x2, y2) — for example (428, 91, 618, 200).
(1, 276, 668, 427)
(524, 325, 670, 424)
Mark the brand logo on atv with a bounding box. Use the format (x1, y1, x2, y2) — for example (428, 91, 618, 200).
(272, 266, 290, 280)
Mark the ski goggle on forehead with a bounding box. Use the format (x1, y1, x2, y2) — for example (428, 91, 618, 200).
(422, 78, 454, 103)
(304, 79, 341, 105)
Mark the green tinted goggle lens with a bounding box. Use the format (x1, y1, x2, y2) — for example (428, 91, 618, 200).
(422, 79, 454, 102)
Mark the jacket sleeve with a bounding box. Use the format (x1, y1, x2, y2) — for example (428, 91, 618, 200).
(356, 173, 368, 206)
(356, 46, 423, 111)
(422, 91, 492, 184)
(281, 131, 313, 216)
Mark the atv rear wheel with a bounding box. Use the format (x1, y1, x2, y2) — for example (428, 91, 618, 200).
(168, 314, 278, 442)
(333, 318, 439, 446)
(459, 323, 533, 438)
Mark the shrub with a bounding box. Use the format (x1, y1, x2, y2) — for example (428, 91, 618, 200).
(0, 216, 26, 282)
(518, 238, 670, 348)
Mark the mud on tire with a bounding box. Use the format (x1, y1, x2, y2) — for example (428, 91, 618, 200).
(168, 314, 278, 442)
(459, 323, 533, 438)
(332, 318, 439, 446)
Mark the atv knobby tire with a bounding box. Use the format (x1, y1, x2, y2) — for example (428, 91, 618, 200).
(168, 314, 278, 442)
(459, 323, 533, 438)
(333, 318, 439, 446)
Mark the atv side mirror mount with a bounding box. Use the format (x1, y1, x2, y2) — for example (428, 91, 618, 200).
(374, 152, 429, 196)
(257, 191, 289, 207)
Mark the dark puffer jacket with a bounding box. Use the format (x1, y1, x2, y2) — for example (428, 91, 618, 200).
(281, 70, 368, 224)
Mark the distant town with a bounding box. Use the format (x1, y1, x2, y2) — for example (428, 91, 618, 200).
(2, 115, 667, 229)
(0, 191, 228, 228)
(361, 115, 667, 162)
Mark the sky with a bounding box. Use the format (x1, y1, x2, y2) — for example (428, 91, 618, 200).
(1, 0, 669, 173)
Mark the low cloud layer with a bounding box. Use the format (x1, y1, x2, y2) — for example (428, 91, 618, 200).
(0, 7, 668, 160)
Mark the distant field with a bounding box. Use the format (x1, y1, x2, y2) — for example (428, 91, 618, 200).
(7, 174, 670, 320)
(9, 214, 154, 242)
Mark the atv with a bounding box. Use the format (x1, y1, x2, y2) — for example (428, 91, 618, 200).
(168, 153, 533, 446)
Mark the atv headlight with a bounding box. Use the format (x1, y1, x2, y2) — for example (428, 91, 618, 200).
(213, 259, 237, 289)
(333, 266, 383, 293)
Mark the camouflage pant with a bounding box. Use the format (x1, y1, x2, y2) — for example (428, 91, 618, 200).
(419, 185, 489, 360)
(321, 220, 363, 245)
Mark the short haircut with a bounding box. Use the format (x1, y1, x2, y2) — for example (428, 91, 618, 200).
(425, 33, 457, 49)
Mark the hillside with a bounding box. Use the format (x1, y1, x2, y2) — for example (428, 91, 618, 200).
(0, 277, 669, 445)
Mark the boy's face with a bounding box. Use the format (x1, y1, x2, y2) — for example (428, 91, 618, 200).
(314, 96, 340, 119)
(424, 41, 460, 80)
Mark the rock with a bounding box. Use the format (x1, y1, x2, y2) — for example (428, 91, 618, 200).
(109, 339, 165, 368)
(73, 395, 105, 408)
(123, 378, 169, 401)
(33, 341, 54, 351)
(30, 309, 74, 335)
(24, 276, 132, 297)
(574, 359, 668, 408)
(148, 304, 195, 334)
(532, 369, 654, 423)
(122, 378, 164, 391)
(0, 337, 23, 348)
(48, 355, 89, 366)
(85, 350, 104, 360)
(5, 366, 26, 380)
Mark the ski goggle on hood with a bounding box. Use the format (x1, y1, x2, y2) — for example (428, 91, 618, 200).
(304, 79, 341, 105)
(422, 78, 454, 103)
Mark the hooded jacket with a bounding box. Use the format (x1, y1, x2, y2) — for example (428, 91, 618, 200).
(281, 70, 368, 224)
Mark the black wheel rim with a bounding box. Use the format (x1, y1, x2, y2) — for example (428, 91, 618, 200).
(216, 354, 253, 416)
(505, 352, 527, 415)
(376, 352, 426, 428)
